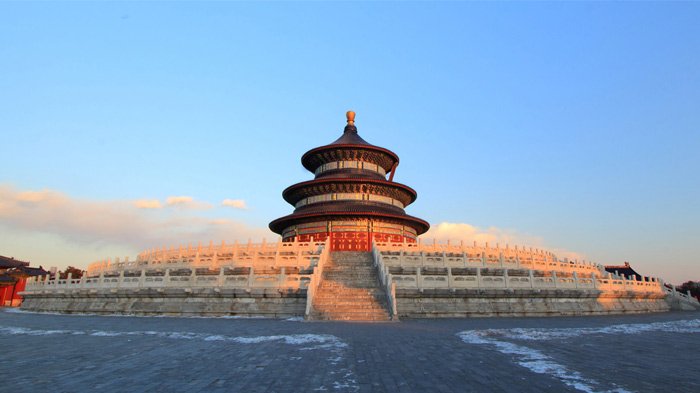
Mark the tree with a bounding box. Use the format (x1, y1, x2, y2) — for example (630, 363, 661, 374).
(59, 266, 84, 280)
(676, 281, 700, 301)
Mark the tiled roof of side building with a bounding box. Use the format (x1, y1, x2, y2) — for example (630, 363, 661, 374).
(0, 275, 18, 283)
(17, 266, 49, 276)
(0, 255, 30, 269)
(604, 262, 645, 281)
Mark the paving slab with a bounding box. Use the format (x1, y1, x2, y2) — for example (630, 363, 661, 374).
(1, 309, 699, 392)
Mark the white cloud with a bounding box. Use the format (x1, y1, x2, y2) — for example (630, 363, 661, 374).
(424, 222, 538, 246)
(222, 199, 247, 209)
(165, 195, 212, 210)
(166, 196, 193, 205)
(16, 190, 51, 203)
(133, 199, 162, 209)
(424, 221, 586, 261)
(0, 185, 271, 253)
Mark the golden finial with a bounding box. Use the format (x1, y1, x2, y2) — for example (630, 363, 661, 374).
(346, 110, 356, 125)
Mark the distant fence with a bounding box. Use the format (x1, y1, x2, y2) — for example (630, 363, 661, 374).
(26, 240, 672, 299)
(87, 239, 327, 276)
(27, 266, 312, 291)
(27, 240, 331, 293)
(372, 241, 665, 295)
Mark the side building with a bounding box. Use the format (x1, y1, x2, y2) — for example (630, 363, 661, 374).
(1, 255, 48, 307)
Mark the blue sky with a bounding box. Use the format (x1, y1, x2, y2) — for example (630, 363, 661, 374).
(1, 2, 698, 283)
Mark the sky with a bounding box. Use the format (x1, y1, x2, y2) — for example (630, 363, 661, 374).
(1, 2, 698, 284)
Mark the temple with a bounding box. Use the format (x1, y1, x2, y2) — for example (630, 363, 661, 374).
(269, 111, 429, 251)
(17, 111, 700, 319)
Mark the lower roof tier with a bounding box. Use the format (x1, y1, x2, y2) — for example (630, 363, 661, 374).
(268, 210, 430, 236)
(283, 178, 418, 207)
(292, 200, 406, 216)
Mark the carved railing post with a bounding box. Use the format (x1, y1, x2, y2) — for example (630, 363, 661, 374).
(218, 267, 225, 287)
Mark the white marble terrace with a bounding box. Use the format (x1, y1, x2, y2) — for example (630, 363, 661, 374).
(371, 240, 665, 295)
(87, 239, 326, 276)
(26, 239, 666, 297)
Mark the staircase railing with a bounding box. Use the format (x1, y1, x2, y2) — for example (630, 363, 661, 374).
(663, 284, 700, 310)
(305, 240, 331, 319)
(371, 241, 399, 320)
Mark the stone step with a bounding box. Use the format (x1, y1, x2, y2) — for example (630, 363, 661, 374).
(315, 297, 385, 303)
(315, 287, 382, 292)
(315, 292, 383, 297)
(315, 289, 383, 295)
(323, 267, 377, 271)
(324, 266, 374, 270)
(315, 298, 384, 304)
(311, 313, 390, 321)
(310, 315, 391, 322)
(313, 314, 390, 320)
(316, 287, 382, 292)
(329, 252, 372, 256)
(319, 280, 380, 285)
(312, 309, 389, 315)
(315, 299, 384, 304)
(319, 281, 381, 286)
(324, 265, 374, 269)
(319, 284, 381, 288)
(323, 268, 377, 272)
(326, 261, 374, 264)
(327, 260, 373, 264)
(315, 309, 388, 315)
(323, 271, 378, 276)
(313, 298, 385, 304)
(310, 252, 390, 321)
(317, 288, 382, 292)
(312, 304, 387, 310)
(322, 274, 377, 278)
(322, 276, 379, 280)
(318, 283, 380, 287)
(314, 304, 385, 309)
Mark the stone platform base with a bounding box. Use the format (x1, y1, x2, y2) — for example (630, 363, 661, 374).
(20, 288, 307, 318)
(395, 288, 670, 318)
(22, 287, 675, 319)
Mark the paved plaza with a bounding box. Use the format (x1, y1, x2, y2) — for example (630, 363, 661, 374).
(1, 309, 699, 392)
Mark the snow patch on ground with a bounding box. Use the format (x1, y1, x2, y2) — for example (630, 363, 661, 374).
(456, 319, 700, 393)
(0, 325, 341, 347)
(0, 325, 359, 392)
(483, 319, 700, 342)
(459, 331, 622, 393)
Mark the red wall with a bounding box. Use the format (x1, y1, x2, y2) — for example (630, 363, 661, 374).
(290, 232, 416, 251)
(0, 278, 26, 307)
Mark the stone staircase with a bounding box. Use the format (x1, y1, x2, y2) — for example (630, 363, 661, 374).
(309, 251, 392, 321)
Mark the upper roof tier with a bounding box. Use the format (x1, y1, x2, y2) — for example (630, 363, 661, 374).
(301, 111, 400, 174)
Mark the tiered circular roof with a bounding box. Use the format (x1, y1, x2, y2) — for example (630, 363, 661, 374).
(269, 111, 429, 236)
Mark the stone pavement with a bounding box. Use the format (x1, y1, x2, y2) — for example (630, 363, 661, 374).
(1, 309, 699, 392)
